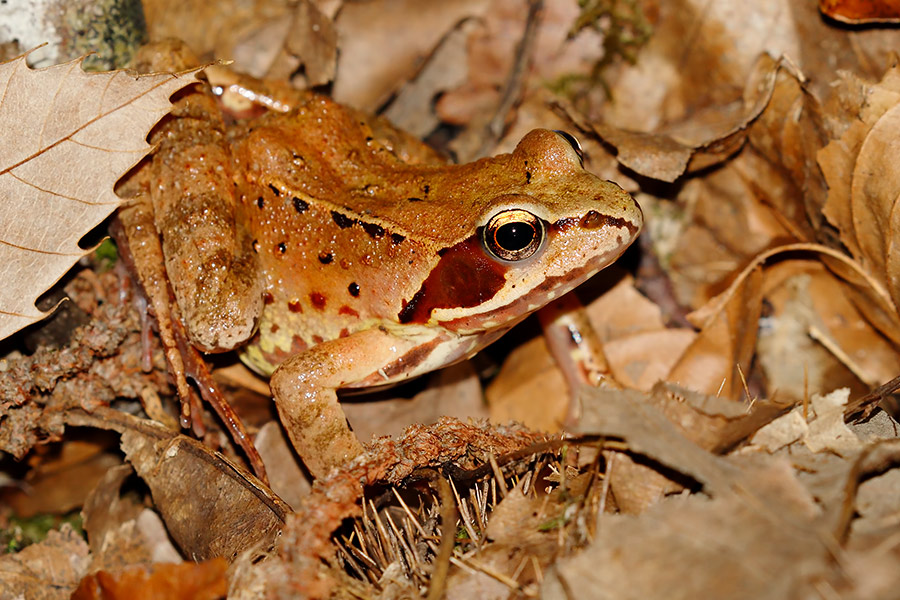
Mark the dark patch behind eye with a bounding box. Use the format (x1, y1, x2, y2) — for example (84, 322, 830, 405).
(398, 232, 506, 324)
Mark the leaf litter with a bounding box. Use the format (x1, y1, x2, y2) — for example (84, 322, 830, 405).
(2, 0, 900, 598)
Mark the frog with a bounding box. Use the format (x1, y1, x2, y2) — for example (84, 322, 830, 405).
(119, 41, 643, 480)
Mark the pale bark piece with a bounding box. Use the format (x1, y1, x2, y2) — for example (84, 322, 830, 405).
(0, 54, 195, 340)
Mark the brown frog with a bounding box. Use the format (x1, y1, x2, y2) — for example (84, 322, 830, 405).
(120, 43, 642, 479)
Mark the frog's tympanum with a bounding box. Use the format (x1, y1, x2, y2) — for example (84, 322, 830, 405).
(123, 44, 642, 479)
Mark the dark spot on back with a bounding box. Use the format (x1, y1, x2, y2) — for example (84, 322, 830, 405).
(362, 222, 385, 239)
(391, 233, 405, 244)
(277, 242, 287, 254)
(310, 292, 327, 309)
(408, 197, 422, 203)
(293, 197, 308, 214)
(348, 282, 360, 297)
(424, 184, 430, 196)
(256, 197, 264, 208)
(318, 252, 334, 264)
(268, 184, 281, 197)
(525, 170, 532, 183)
(252, 239, 260, 253)
(332, 211, 357, 229)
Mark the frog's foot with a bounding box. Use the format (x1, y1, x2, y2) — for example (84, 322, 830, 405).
(538, 292, 621, 428)
(269, 328, 421, 479)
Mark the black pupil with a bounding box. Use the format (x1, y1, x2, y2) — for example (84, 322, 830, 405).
(495, 221, 535, 251)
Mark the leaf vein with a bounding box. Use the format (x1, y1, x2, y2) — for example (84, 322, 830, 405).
(7, 170, 110, 206)
(0, 236, 81, 256)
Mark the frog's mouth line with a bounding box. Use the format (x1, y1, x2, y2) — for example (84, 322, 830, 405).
(435, 239, 635, 334)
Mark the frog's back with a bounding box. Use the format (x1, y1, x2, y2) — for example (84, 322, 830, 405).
(233, 95, 452, 374)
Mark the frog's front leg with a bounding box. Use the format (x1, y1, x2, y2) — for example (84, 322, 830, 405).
(269, 327, 423, 478)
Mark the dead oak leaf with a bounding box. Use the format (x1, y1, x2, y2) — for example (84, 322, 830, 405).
(0, 54, 196, 340)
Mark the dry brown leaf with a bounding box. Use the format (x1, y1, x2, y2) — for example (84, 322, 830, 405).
(487, 334, 569, 430)
(280, 0, 337, 85)
(487, 274, 697, 427)
(604, 0, 892, 130)
(745, 66, 828, 240)
(72, 559, 228, 600)
(0, 524, 91, 600)
(1, 438, 123, 518)
(820, 66, 900, 333)
(544, 460, 826, 600)
(668, 267, 764, 399)
(382, 21, 472, 137)
(0, 54, 194, 341)
(759, 260, 900, 396)
(65, 407, 289, 562)
(332, 0, 490, 111)
(573, 54, 779, 183)
(82, 464, 182, 573)
(252, 421, 312, 511)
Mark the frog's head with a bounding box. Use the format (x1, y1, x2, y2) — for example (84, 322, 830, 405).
(398, 129, 643, 334)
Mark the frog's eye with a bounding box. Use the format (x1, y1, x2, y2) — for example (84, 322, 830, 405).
(483, 209, 544, 262)
(553, 130, 584, 167)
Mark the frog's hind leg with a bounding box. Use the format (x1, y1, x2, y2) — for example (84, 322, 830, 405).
(538, 293, 622, 427)
(114, 198, 269, 483)
(134, 41, 265, 354)
(269, 328, 422, 479)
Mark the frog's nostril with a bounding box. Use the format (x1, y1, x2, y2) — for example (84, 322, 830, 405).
(581, 210, 609, 229)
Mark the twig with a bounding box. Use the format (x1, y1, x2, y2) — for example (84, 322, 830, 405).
(424, 470, 458, 600)
(473, 0, 544, 158)
(845, 372, 900, 420)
